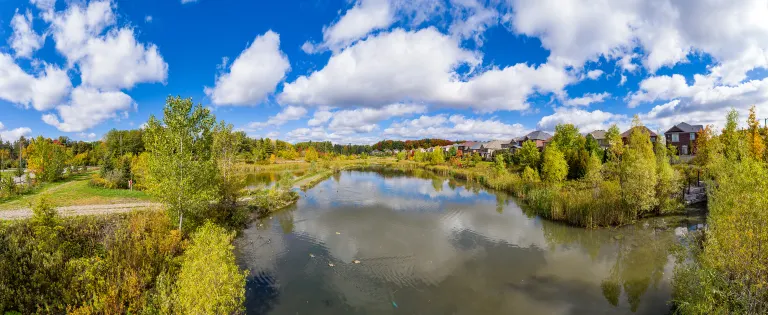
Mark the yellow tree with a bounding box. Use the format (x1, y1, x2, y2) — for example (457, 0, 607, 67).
(747, 105, 765, 160)
(0, 148, 9, 171)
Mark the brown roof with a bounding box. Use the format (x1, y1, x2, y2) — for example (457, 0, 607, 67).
(621, 126, 657, 138)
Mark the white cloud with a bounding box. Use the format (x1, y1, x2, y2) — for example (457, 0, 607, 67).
(42, 86, 135, 132)
(10, 10, 44, 58)
(327, 103, 426, 133)
(145, 15, 152, 23)
(448, 0, 499, 44)
(281, 28, 571, 112)
(630, 73, 768, 130)
(181, 0, 198, 3)
(246, 106, 307, 129)
(77, 132, 98, 140)
(383, 114, 529, 140)
(510, 0, 768, 84)
(586, 69, 603, 80)
(312, 0, 393, 52)
(49, 1, 168, 90)
(285, 127, 379, 144)
(537, 107, 627, 132)
(564, 92, 610, 107)
(0, 123, 32, 142)
(205, 31, 290, 106)
(30, 0, 56, 12)
(0, 53, 72, 111)
(307, 109, 334, 126)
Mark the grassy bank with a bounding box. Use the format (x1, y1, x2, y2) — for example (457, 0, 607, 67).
(383, 161, 679, 228)
(0, 172, 151, 211)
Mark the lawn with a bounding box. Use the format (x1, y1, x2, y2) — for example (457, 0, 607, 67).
(0, 172, 152, 210)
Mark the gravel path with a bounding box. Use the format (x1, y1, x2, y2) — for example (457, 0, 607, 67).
(0, 202, 161, 220)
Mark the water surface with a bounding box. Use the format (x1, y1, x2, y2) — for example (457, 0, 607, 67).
(235, 169, 704, 315)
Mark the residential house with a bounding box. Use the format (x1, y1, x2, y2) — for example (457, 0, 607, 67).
(664, 122, 703, 155)
(458, 141, 477, 154)
(587, 130, 609, 148)
(501, 139, 522, 153)
(480, 140, 506, 160)
(468, 142, 485, 155)
(621, 126, 658, 144)
(516, 131, 553, 150)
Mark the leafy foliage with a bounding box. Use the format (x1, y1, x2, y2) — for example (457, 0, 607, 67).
(541, 146, 568, 183)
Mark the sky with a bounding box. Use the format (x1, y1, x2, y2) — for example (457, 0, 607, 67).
(1, 0, 768, 144)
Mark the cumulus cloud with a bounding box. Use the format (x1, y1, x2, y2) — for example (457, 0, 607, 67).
(305, 0, 393, 52)
(586, 69, 603, 80)
(307, 109, 334, 126)
(448, 0, 500, 44)
(0, 53, 72, 111)
(564, 92, 610, 107)
(383, 114, 529, 140)
(630, 73, 768, 130)
(205, 31, 290, 106)
(510, 0, 768, 84)
(537, 107, 628, 132)
(42, 87, 135, 132)
(246, 106, 307, 129)
(30, 0, 56, 12)
(326, 103, 427, 133)
(49, 1, 168, 90)
(181, 0, 198, 4)
(285, 127, 379, 144)
(10, 10, 44, 58)
(281, 28, 571, 112)
(0, 123, 32, 141)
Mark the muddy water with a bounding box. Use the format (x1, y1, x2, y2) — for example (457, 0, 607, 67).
(235, 169, 705, 315)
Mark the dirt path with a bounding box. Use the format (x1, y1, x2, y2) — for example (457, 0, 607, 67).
(0, 202, 161, 220)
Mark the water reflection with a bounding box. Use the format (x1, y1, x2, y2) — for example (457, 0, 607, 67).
(235, 169, 705, 315)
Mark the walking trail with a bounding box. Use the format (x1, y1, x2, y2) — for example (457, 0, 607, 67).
(0, 202, 161, 220)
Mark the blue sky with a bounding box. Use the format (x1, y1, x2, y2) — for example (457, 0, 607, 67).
(1, 0, 767, 144)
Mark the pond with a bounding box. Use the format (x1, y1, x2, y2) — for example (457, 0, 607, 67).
(244, 170, 306, 190)
(235, 169, 705, 315)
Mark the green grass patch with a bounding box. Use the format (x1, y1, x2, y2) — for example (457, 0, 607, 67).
(0, 172, 151, 210)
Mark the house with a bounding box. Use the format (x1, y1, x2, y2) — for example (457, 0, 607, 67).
(458, 141, 477, 154)
(621, 126, 658, 144)
(480, 140, 506, 160)
(468, 142, 485, 155)
(665, 122, 703, 155)
(587, 130, 609, 148)
(501, 139, 522, 153)
(517, 131, 553, 150)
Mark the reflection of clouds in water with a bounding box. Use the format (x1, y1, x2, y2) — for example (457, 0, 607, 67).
(237, 171, 688, 315)
(235, 223, 287, 277)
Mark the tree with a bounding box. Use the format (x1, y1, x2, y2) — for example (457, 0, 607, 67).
(24, 136, 68, 182)
(551, 124, 581, 153)
(144, 96, 218, 232)
(584, 152, 602, 185)
(494, 153, 506, 173)
(448, 146, 458, 158)
(0, 148, 9, 171)
(541, 146, 568, 183)
(693, 125, 716, 167)
(721, 108, 746, 161)
(304, 147, 319, 162)
(655, 136, 681, 213)
(213, 122, 243, 208)
(606, 124, 624, 160)
(585, 134, 601, 156)
(176, 222, 247, 314)
(747, 105, 765, 160)
(621, 116, 657, 217)
(516, 140, 541, 169)
(522, 166, 540, 182)
(430, 148, 445, 164)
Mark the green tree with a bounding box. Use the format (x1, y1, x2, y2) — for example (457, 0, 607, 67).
(541, 146, 568, 183)
(144, 96, 218, 232)
(175, 222, 247, 315)
(494, 153, 506, 173)
(621, 116, 657, 217)
(213, 122, 244, 209)
(448, 146, 458, 158)
(721, 108, 746, 161)
(516, 140, 541, 169)
(550, 124, 581, 153)
(655, 136, 681, 213)
(396, 151, 406, 161)
(604, 124, 624, 180)
(430, 148, 445, 164)
(24, 136, 68, 182)
(584, 152, 602, 185)
(521, 166, 540, 182)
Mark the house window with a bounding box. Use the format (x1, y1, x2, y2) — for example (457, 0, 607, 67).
(671, 133, 679, 142)
(690, 133, 696, 141)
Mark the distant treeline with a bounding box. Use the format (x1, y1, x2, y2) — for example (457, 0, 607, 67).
(372, 139, 455, 151)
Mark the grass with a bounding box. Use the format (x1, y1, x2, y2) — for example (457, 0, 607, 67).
(0, 172, 151, 210)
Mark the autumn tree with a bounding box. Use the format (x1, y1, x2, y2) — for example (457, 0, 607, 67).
(620, 116, 657, 218)
(213, 122, 244, 209)
(747, 105, 765, 160)
(304, 147, 319, 162)
(144, 96, 218, 232)
(541, 146, 568, 184)
(176, 222, 247, 314)
(655, 136, 681, 213)
(24, 136, 69, 182)
(604, 124, 624, 180)
(721, 108, 747, 161)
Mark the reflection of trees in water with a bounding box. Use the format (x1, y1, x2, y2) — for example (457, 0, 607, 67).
(542, 219, 675, 312)
(432, 178, 444, 192)
(496, 191, 510, 214)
